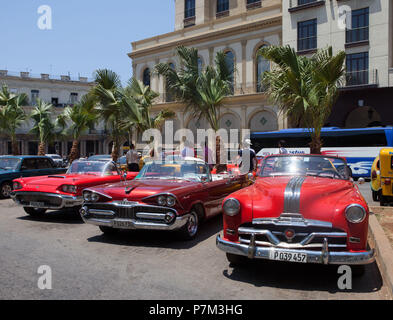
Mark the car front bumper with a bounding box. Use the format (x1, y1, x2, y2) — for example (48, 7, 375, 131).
(80, 205, 190, 231)
(216, 235, 376, 265)
(11, 191, 83, 210)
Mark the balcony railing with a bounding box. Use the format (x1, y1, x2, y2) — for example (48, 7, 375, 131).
(298, 36, 317, 52)
(289, 0, 325, 12)
(246, 1, 262, 10)
(346, 26, 369, 44)
(343, 69, 378, 87)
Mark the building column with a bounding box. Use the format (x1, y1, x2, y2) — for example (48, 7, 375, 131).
(241, 40, 247, 94)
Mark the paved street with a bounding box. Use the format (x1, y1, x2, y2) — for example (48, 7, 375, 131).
(0, 182, 390, 300)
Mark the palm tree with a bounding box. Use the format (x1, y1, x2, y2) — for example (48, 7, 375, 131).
(155, 47, 232, 171)
(258, 45, 346, 154)
(0, 85, 28, 155)
(29, 99, 58, 155)
(90, 69, 125, 161)
(57, 94, 97, 163)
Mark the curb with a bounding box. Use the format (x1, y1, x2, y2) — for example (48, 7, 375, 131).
(368, 211, 393, 299)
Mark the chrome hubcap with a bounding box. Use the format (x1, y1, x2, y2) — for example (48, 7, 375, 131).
(2, 184, 11, 197)
(187, 212, 198, 236)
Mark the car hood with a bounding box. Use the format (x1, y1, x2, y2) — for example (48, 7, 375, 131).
(22, 174, 102, 187)
(250, 176, 362, 225)
(89, 179, 199, 201)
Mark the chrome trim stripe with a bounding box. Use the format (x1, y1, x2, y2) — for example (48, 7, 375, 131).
(11, 191, 83, 209)
(135, 212, 166, 220)
(252, 216, 333, 228)
(89, 209, 115, 216)
(283, 176, 305, 213)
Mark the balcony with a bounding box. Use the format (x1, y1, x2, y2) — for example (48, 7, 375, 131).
(297, 36, 317, 54)
(246, 1, 262, 10)
(345, 26, 369, 48)
(289, 0, 325, 13)
(216, 10, 229, 19)
(342, 69, 378, 89)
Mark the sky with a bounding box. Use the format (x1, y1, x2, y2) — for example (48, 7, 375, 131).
(0, 0, 175, 84)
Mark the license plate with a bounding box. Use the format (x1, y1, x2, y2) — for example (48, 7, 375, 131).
(30, 202, 45, 208)
(113, 220, 133, 228)
(269, 250, 307, 263)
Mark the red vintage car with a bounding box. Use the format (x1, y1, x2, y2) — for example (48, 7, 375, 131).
(80, 158, 251, 240)
(216, 154, 375, 275)
(11, 160, 138, 216)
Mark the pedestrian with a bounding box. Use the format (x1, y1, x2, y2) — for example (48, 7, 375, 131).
(126, 144, 140, 172)
(201, 141, 214, 171)
(181, 140, 195, 158)
(278, 140, 288, 154)
(237, 139, 257, 174)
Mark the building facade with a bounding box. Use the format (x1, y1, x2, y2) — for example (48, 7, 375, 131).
(283, 0, 393, 128)
(129, 0, 286, 152)
(0, 71, 109, 157)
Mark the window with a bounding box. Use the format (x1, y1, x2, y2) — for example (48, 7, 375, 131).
(346, 8, 369, 44)
(224, 51, 235, 95)
(185, 0, 195, 18)
(246, 0, 261, 9)
(142, 68, 151, 87)
(70, 93, 78, 104)
(298, 0, 317, 5)
(31, 90, 39, 105)
(346, 52, 369, 86)
(21, 158, 37, 170)
(166, 63, 175, 102)
(51, 98, 59, 106)
(217, 0, 229, 14)
(37, 158, 53, 169)
(256, 45, 270, 92)
(247, 0, 261, 4)
(298, 19, 317, 51)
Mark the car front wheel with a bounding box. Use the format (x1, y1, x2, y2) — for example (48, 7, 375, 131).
(0, 182, 12, 199)
(178, 211, 199, 240)
(24, 207, 47, 216)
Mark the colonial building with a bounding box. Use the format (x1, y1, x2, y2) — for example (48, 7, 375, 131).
(128, 0, 286, 152)
(0, 70, 109, 157)
(283, 0, 393, 128)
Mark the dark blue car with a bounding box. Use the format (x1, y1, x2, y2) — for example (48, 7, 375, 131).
(0, 156, 67, 199)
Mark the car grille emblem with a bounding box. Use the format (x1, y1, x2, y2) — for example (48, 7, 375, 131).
(284, 229, 296, 242)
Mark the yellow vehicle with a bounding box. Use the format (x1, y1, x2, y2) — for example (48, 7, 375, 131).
(371, 148, 393, 206)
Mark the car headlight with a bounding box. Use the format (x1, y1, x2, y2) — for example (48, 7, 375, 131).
(166, 196, 176, 207)
(91, 193, 100, 202)
(345, 204, 366, 223)
(62, 185, 77, 194)
(157, 195, 167, 206)
(83, 191, 92, 202)
(13, 181, 22, 190)
(223, 198, 241, 216)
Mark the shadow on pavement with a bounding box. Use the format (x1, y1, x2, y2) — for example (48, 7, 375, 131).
(86, 215, 223, 250)
(17, 209, 84, 225)
(222, 259, 383, 294)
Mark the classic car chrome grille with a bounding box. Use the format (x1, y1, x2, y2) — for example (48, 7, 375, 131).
(15, 194, 63, 207)
(238, 217, 348, 251)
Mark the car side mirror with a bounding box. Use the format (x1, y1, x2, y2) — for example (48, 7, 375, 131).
(358, 177, 365, 185)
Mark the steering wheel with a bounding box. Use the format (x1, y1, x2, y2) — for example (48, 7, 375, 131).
(316, 170, 341, 179)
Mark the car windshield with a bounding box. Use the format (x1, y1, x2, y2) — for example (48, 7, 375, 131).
(66, 161, 119, 176)
(260, 155, 350, 180)
(135, 160, 210, 182)
(0, 158, 21, 170)
(87, 155, 111, 161)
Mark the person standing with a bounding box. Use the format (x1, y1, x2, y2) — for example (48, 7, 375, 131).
(126, 144, 140, 172)
(238, 139, 257, 174)
(278, 140, 288, 154)
(181, 140, 195, 158)
(200, 141, 214, 171)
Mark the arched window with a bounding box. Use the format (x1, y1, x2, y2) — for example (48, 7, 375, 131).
(256, 46, 270, 92)
(224, 50, 235, 95)
(142, 68, 150, 87)
(166, 63, 175, 102)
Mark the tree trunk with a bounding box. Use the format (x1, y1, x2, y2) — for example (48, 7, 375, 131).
(11, 138, 20, 156)
(309, 136, 322, 155)
(38, 142, 46, 156)
(111, 139, 119, 162)
(215, 135, 227, 173)
(69, 140, 79, 164)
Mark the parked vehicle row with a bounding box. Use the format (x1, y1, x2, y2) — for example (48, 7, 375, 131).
(370, 148, 393, 206)
(2, 154, 376, 275)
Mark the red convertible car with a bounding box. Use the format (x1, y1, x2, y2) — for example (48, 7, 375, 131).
(11, 160, 137, 216)
(80, 158, 251, 239)
(216, 154, 375, 275)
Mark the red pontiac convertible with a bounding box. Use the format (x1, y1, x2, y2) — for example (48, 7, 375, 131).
(11, 160, 137, 216)
(80, 158, 251, 240)
(216, 154, 375, 275)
